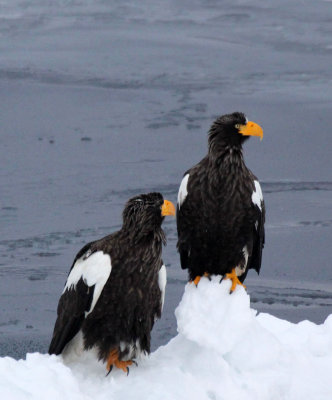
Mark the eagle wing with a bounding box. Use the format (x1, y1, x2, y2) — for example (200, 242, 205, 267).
(176, 158, 208, 271)
(249, 180, 265, 274)
(177, 172, 193, 270)
(48, 244, 112, 355)
(155, 263, 167, 320)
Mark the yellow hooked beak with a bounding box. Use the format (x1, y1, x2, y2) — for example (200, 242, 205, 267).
(238, 121, 263, 140)
(161, 200, 176, 216)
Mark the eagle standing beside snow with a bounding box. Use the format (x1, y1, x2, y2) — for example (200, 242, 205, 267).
(49, 192, 175, 373)
(177, 112, 265, 291)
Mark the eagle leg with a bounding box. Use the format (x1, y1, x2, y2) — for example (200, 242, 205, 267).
(106, 349, 134, 374)
(224, 269, 246, 292)
(191, 272, 210, 286)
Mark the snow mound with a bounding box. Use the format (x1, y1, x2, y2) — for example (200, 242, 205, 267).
(1, 276, 332, 399)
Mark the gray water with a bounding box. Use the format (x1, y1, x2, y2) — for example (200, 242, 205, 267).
(1, 0, 332, 359)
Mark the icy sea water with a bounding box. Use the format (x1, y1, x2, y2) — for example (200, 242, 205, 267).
(0, 0, 332, 359)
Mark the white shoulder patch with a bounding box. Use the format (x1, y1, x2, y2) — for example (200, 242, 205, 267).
(252, 180, 263, 211)
(177, 174, 190, 210)
(158, 264, 167, 312)
(63, 250, 112, 316)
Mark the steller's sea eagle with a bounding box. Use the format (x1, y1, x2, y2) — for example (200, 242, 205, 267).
(49, 192, 175, 374)
(177, 112, 265, 291)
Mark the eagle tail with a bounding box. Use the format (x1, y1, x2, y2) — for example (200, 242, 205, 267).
(48, 317, 83, 355)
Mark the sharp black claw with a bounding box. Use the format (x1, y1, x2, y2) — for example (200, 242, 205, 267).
(106, 365, 113, 377)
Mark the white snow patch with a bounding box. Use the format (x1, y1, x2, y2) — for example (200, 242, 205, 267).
(63, 251, 112, 316)
(158, 264, 167, 312)
(177, 174, 189, 210)
(2, 277, 332, 399)
(252, 180, 263, 210)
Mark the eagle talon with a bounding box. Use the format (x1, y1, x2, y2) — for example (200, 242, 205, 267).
(106, 364, 113, 377)
(115, 359, 133, 374)
(191, 272, 210, 286)
(225, 269, 246, 293)
(192, 275, 201, 286)
(106, 349, 134, 374)
(205, 273, 212, 281)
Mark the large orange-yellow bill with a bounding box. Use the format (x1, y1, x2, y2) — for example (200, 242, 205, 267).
(161, 200, 176, 216)
(238, 121, 263, 140)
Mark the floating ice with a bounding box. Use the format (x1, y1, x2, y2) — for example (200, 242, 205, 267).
(1, 276, 332, 399)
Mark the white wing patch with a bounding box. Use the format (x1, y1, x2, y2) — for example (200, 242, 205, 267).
(63, 250, 112, 316)
(252, 180, 263, 211)
(158, 264, 167, 312)
(177, 174, 190, 210)
(242, 245, 249, 266)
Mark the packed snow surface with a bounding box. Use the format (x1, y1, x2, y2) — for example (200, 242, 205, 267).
(1, 277, 332, 400)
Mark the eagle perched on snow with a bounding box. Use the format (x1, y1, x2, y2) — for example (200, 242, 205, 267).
(177, 112, 265, 291)
(49, 192, 175, 374)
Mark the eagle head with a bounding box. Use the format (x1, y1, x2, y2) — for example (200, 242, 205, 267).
(208, 112, 263, 152)
(122, 192, 175, 241)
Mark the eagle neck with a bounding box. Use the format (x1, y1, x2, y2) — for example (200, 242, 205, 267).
(122, 226, 166, 247)
(208, 145, 249, 191)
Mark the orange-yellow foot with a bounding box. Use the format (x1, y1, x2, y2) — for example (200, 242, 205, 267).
(224, 269, 246, 292)
(114, 359, 133, 374)
(191, 272, 210, 286)
(106, 349, 134, 375)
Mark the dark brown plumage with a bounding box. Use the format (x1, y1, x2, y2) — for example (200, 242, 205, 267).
(177, 112, 265, 288)
(49, 192, 175, 373)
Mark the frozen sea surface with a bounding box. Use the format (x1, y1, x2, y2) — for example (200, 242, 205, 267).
(0, 0, 332, 359)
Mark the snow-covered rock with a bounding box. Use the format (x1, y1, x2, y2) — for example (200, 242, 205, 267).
(1, 276, 332, 399)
